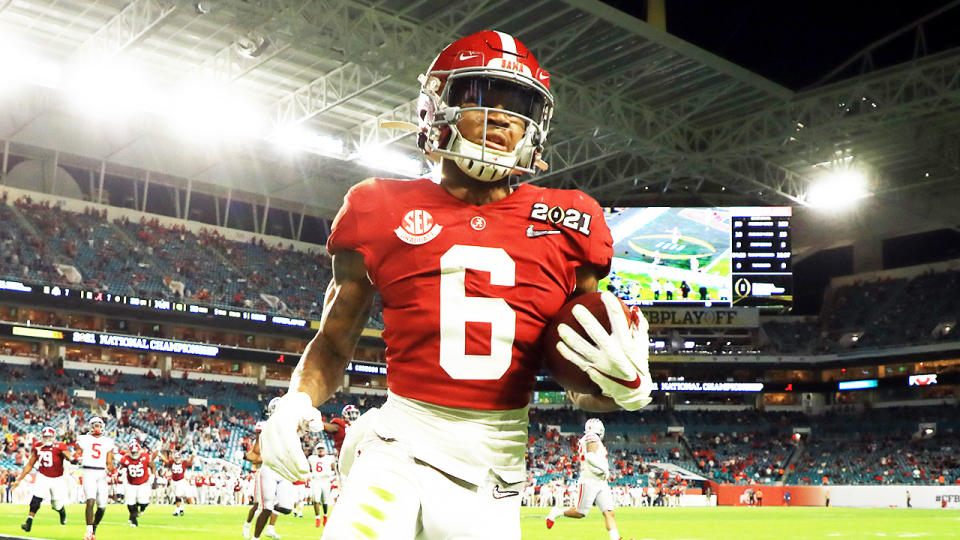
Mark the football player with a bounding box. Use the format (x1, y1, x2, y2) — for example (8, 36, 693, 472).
(546, 419, 627, 539)
(245, 400, 292, 540)
(307, 443, 337, 527)
(158, 450, 193, 516)
(120, 441, 156, 526)
(11, 426, 73, 531)
(77, 417, 116, 540)
(261, 30, 652, 539)
(321, 404, 359, 455)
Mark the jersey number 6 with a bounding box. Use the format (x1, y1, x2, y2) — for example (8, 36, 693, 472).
(439, 245, 516, 380)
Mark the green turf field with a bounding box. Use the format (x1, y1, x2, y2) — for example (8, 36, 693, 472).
(2, 504, 959, 539)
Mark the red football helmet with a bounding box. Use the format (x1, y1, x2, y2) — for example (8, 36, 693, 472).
(417, 30, 554, 182)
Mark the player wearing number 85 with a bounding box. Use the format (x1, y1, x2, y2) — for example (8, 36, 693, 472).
(260, 29, 653, 540)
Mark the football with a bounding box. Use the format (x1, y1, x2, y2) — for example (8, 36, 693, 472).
(540, 292, 634, 394)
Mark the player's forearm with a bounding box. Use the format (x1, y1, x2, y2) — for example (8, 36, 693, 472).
(291, 334, 354, 407)
(291, 258, 375, 406)
(567, 391, 621, 412)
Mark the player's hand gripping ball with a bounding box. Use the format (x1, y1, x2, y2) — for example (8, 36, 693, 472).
(541, 291, 653, 410)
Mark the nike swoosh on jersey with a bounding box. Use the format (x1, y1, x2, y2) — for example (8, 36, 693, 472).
(526, 225, 560, 238)
(593, 369, 644, 389)
(492, 485, 520, 499)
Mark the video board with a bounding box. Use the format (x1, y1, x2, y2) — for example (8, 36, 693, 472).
(600, 207, 792, 308)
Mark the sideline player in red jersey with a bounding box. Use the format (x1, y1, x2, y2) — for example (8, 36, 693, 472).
(159, 450, 193, 516)
(261, 30, 653, 539)
(119, 441, 156, 527)
(11, 426, 74, 531)
(321, 404, 359, 455)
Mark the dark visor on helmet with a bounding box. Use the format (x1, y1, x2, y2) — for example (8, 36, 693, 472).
(446, 76, 547, 123)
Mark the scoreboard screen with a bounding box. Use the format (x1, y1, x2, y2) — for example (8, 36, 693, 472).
(599, 206, 792, 308)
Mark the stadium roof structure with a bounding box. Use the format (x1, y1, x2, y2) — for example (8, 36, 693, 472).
(0, 0, 958, 255)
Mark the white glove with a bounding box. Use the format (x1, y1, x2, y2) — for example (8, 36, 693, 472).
(556, 291, 653, 411)
(260, 391, 324, 482)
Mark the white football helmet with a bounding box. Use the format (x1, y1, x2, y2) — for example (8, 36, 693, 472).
(40, 426, 56, 445)
(416, 30, 553, 182)
(314, 443, 326, 456)
(342, 404, 360, 423)
(267, 397, 282, 416)
(89, 416, 105, 436)
(585, 418, 605, 440)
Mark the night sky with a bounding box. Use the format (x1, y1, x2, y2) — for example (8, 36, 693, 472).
(602, 0, 960, 89)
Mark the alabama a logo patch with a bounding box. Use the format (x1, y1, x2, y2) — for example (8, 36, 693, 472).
(395, 209, 443, 245)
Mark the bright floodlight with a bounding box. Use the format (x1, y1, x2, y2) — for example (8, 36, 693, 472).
(272, 124, 343, 156)
(0, 34, 61, 94)
(806, 169, 869, 209)
(357, 146, 423, 178)
(167, 79, 266, 141)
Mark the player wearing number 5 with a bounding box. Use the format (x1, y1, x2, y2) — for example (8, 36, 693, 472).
(120, 441, 156, 527)
(12, 426, 73, 532)
(261, 30, 652, 539)
(76, 417, 116, 540)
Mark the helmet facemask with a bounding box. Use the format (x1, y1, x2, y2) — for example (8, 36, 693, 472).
(419, 68, 553, 182)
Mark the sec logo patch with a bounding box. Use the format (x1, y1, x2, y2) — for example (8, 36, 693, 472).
(395, 209, 443, 245)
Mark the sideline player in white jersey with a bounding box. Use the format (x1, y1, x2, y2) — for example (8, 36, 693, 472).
(245, 398, 295, 540)
(307, 443, 336, 527)
(11, 426, 73, 531)
(76, 417, 116, 540)
(546, 419, 628, 540)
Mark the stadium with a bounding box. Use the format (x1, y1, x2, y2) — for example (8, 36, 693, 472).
(1, 1, 959, 539)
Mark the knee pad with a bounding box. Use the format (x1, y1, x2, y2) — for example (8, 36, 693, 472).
(29, 496, 43, 514)
(274, 506, 292, 515)
(139, 503, 149, 512)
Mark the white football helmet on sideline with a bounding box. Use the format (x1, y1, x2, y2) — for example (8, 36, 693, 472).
(267, 397, 282, 416)
(416, 30, 554, 182)
(342, 404, 360, 423)
(585, 418, 605, 440)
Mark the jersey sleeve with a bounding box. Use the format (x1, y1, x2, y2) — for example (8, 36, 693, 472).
(326, 179, 379, 256)
(570, 191, 613, 276)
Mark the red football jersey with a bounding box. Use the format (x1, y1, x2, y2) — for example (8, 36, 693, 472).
(327, 179, 612, 410)
(32, 442, 68, 478)
(120, 453, 152, 485)
(329, 417, 349, 453)
(170, 461, 186, 481)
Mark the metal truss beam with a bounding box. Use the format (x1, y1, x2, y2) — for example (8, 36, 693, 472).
(702, 51, 960, 157)
(271, 63, 391, 127)
(73, 0, 177, 63)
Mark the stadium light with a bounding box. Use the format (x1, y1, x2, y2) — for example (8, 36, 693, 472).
(272, 124, 343, 156)
(167, 79, 266, 141)
(356, 146, 424, 178)
(0, 34, 61, 94)
(65, 59, 157, 120)
(805, 169, 870, 209)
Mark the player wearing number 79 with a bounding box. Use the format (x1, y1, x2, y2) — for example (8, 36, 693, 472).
(11, 426, 74, 532)
(260, 29, 653, 539)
